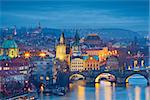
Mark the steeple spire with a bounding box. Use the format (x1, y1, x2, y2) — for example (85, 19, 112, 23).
(75, 30, 80, 43)
(13, 25, 17, 35)
(60, 32, 65, 44)
(38, 22, 41, 29)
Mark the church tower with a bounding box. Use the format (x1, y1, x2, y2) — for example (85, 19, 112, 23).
(56, 32, 66, 61)
(71, 30, 81, 57)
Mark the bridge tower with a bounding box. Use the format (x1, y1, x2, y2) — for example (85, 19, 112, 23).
(56, 32, 67, 61)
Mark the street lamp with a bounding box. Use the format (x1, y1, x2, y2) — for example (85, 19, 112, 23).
(24, 52, 31, 58)
(39, 52, 46, 58)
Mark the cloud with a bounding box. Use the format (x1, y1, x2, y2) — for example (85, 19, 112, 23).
(1, 0, 148, 31)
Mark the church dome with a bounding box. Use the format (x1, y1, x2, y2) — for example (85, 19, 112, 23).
(2, 39, 18, 49)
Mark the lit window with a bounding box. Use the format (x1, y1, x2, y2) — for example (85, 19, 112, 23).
(39, 52, 46, 57)
(40, 76, 44, 80)
(3, 67, 10, 70)
(0, 67, 2, 70)
(46, 76, 50, 80)
(5, 63, 8, 66)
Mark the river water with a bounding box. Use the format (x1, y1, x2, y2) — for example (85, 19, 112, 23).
(39, 76, 150, 100)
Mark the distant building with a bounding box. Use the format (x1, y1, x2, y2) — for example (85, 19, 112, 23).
(84, 34, 103, 49)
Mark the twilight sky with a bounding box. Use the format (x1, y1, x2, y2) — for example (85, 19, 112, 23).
(0, 0, 149, 31)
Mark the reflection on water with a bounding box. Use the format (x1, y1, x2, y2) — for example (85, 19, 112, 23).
(39, 78, 150, 100)
(146, 87, 150, 100)
(95, 83, 100, 100)
(77, 85, 85, 100)
(135, 86, 141, 100)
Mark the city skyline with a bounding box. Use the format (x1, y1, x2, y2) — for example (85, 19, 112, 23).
(1, 0, 149, 31)
(0, 0, 149, 99)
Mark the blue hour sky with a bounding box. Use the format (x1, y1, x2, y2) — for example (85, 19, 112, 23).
(0, 0, 149, 31)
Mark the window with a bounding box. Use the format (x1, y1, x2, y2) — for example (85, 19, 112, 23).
(11, 50, 14, 56)
(3, 67, 10, 70)
(40, 76, 44, 80)
(46, 76, 49, 80)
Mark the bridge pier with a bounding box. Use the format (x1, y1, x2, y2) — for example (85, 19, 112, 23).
(56, 71, 70, 88)
(115, 77, 126, 86)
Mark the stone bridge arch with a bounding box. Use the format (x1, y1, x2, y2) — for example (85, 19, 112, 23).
(94, 72, 117, 83)
(125, 72, 149, 85)
(69, 73, 85, 81)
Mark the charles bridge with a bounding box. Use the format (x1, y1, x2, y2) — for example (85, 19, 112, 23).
(56, 68, 150, 87)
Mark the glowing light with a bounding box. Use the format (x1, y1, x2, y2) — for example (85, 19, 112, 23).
(39, 52, 46, 57)
(114, 50, 117, 55)
(25, 80, 28, 83)
(3, 67, 10, 70)
(46, 76, 49, 80)
(128, 51, 131, 55)
(40, 84, 44, 92)
(24, 52, 30, 58)
(134, 60, 138, 67)
(78, 85, 85, 100)
(141, 60, 144, 66)
(135, 86, 141, 100)
(95, 83, 100, 100)
(40, 76, 44, 80)
(128, 66, 131, 70)
(90, 57, 93, 60)
(28, 88, 31, 92)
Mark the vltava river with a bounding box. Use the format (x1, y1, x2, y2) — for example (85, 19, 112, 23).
(39, 77, 150, 100)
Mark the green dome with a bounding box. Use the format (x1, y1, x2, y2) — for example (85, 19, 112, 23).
(2, 39, 18, 49)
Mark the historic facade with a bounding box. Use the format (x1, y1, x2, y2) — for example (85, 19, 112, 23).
(0, 37, 19, 59)
(70, 58, 84, 71)
(55, 32, 118, 72)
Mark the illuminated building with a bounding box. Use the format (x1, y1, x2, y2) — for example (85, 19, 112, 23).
(82, 47, 117, 62)
(56, 32, 66, 61)
(54, 33, 118, 72)
(0, 37, 19, 59)
(84, 56, 100, 70)
(71, 58, 84, 71)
